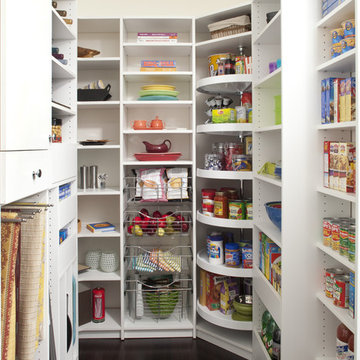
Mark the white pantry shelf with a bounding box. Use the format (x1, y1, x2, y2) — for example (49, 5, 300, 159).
(254, 124, 282, 133)
(197, 168, 253, 180)
(197, 75, 252, 94)
(123, 101, 192, 108)
(254, 221, 281, 248)
(253, 174, 282, 187)
(316, 242, 356, 272)
(78, 57, 121, 70)
(196, 32, 252, 57)
(52, 9, 76, 40)
(253, 10, 281, 45)
(253, 267, 282, 327)
(317, 186, 356, 203)
(254, 68, 281, 89)
(77, 187, 121, 195)
(316, 48, 355, 73)
(253, 331, 272, 360)
(123, 129, 192, 134)
(123, 160, 193, 166)
(78, 269, 121, 282)
(317, 0, 354, 29)
(197, 249, 253, 277)
(317, 122, 356, 130)
(77, 101, 120, 109)
(317, 292, 355, 333)
(123, 43, 193, 56)
(197, 301, 252, 331)
(79, 308, 121, 332)
(197, 123, 253, 135)
(123, 72, 193, 82)
(124, 314, 193, 331)
(52, 58, 76, 79)
(197, 211, 253, 229)
(52, 102, 76, 116)
(77, 145, 121, 150)
(78, 224, 121, 238)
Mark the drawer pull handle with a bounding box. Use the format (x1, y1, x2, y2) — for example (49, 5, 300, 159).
(32, 169, 42, 180)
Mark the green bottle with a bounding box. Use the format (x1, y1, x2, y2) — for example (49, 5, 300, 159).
(264, 319, 277, 357)
(261, 310, 272, 342)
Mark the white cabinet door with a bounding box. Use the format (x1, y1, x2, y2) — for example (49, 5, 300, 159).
(0, 150, 50, 204)
(0, 0, 51, 150)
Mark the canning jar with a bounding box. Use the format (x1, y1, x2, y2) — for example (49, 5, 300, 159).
(214, 191, 228, 218)
(232, 154, 252, 171)
(205, 153, 223, 170)
(225, 143, 242, 170)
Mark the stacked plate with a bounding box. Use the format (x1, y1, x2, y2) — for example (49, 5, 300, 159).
(138, 84, 179, 101)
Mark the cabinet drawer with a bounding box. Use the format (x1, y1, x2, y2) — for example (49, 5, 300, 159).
(0, 150, 49, 204)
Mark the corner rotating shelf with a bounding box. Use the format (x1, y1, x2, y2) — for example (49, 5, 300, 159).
(197, 122, 253, 135)
(197, 300, 252, 331)
(197, 249, 253, 277)
(197, 210, 253, 229)
(197, 168, 253, 180)
(196, 75, 252, 94)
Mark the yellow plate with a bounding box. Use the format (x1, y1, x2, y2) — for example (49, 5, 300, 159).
(142, 84, 176, 91)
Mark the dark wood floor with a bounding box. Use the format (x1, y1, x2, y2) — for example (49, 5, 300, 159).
(79, 338, 247, 360)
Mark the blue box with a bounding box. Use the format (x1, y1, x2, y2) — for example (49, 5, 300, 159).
(322, 0, 345, 17)
(321, 79, 326, 124)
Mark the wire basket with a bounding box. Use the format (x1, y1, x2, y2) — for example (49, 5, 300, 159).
(208, 15, 251, 39)
(124, 175, 192, 204)
(125, 245, 192, 273)
(125, 209, 192, 238)
(126, 276, 192, 321)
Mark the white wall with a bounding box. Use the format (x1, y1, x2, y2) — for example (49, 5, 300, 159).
(78, 0, 248, 17)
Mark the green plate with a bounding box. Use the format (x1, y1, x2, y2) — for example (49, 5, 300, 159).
(139, 89, 179, 97)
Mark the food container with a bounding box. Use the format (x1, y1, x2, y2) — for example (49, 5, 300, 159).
(51, 119, 62, 143)
(341, 37, 355, 53)
(214, 191, 228, 218)
(341, 19, 355, 38)
(228, 200, 245, 220)
(331, 220, 341, 252)
(348, 225, 356, 263)
(208, 15, 251, 39)
(232, 154, 252, 171)
(205, 153, 223, 170)
(330, 28, 344, 44)
(333, 274, 350, 308)
(325, 268, 344, 298)
(92, 287, 105, 323)
(207, 233, 222, 257)
(202, 188, 216, 216)
(339, 224, 349, 257)
(212, 108, 236, 123)
(208, 236, 224, 264)
(225, 242, 240, 267)
(208, 53, 233, 77)
(323, 217, 334, 246)
(331, 42, 342, 58)
(245, 200, 253, 220)
(235, 106, 247, 123)
(225, 143, 242, 170)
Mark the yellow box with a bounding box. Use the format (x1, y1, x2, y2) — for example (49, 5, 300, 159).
(212, 108, 235, 123)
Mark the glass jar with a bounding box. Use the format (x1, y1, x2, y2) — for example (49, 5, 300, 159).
(232, 154, 252, 171)
(214, 191, 228, 218)
(205, 153, 223, 170)
(225, 142, 242, 170)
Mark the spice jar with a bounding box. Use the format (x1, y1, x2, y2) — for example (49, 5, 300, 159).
(225, 143, 242, 170)
(202, 188, 216, 216)
(214, 191, 228, 218)
(52, 118, 62, 143)
(205, 153, 223, 170)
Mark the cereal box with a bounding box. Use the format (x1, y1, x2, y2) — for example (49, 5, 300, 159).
(206, 272, 227, 311)
(324, 141, 331, 187)
(339, 79, 346, 122)
(245, 56, 252, 74)
(321, 79, 326, 124)
(338, 142, 355, 193)
(220, 279, 239, 315)
(345, 77, 356, 122)
(333, 78, 344, 122)
(329, 142, 339, 190)
(242, 246, 253, 269)
(326, 78, 337, 123)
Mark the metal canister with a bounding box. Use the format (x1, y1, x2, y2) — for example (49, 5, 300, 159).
(348, 225, 356, 263)
(325, 268, 344, 298)
(79, 165, 89, 189)
(323, 217, 334, 247)
(331, 220, 341, 252)
(245, 200, 253, 220)
(339, 223, 350, 257)
(92, 287, 105, 323)
(90, 165, 98, 189)
(333, 275, 350, 308)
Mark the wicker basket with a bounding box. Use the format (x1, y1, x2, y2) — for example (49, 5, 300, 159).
(208, 15, 251, 39)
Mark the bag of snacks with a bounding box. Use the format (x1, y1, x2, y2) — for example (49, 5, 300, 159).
(137, 168, 167, 201)
(166, 168, 189, 200)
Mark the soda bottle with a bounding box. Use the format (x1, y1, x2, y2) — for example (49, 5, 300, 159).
(272, 326, 281, 359)
(261, 310, 272, 342)
(264, 319, 277, 357)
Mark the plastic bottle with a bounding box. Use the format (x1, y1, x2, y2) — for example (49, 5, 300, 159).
(346, 334, 354, 360)
(261, 310, 272, 341)
(336, 323, 352, 359)
(272, 327, 281, 360)
(264, 318, 277, 357)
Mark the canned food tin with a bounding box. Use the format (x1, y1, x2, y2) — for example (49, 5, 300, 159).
(348, 225, 356, 263)
(325, 268, 344, 298)
(228, 200, 245, 220)
(245, 201, 253, 220)
(333, 275, 350, 308)
(331, 220, 341, 252)
(323, 217, 334, 247)
(235, 106, 247, 123)
(92, 287, 105, 323)
(339, 224, 349, 257)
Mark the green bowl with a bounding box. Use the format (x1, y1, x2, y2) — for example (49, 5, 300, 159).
(232, 295, 253, 316)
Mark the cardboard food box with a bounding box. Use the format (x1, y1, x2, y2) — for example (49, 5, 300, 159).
(338, 142, 355, 193)
(333, 78, 344, 123)
(345, 77, 356, 122)
(324, 141, 331, 187)
(330, 142, 339, 190)
(212, 108, 236, 123)
(206, 272, 227, 311)
(339, 79, 346, 122)
(321, 79, 326, 124)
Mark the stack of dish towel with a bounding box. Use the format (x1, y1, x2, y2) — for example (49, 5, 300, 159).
(138, 84, 179, 101)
